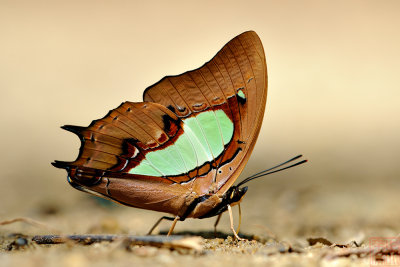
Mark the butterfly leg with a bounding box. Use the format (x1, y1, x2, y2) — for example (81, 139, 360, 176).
(147, 216, 175, 235)
(167, 216, 180, 236)
(213, 213, 222, 237)
(237, 203, 242, 233)
(228, 204, 245, 241)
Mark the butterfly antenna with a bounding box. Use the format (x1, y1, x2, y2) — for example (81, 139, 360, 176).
(236, 155, 307, 187)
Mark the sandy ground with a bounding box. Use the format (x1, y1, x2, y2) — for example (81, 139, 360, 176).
(1, 1, 400, 266)
(1, 178, 400, 267)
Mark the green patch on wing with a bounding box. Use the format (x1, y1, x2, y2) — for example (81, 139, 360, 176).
(237, 89, 246, 100)
(129, 110, 234, 177)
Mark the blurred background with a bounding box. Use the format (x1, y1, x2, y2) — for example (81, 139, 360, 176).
(1, 0, 399, 241)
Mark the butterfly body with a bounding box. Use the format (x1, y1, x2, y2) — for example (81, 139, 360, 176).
(53, 31, 267, 234)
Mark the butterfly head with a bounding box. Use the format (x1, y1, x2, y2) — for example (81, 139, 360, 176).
(197, 185, 248, 219)
(225, 185, 248, 207)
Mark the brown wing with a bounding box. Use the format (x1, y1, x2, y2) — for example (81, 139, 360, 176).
(142, 31, 267, 196)
(53, 31, 267, 218)
(53, 102, 194, 216)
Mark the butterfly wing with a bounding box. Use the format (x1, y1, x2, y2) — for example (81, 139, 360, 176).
(53, 31, 267, 218)
(143, 31, 267, 196)
(53, 102, 196, 215)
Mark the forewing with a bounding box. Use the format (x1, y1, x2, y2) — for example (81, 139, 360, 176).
(143, 31, 267, 195)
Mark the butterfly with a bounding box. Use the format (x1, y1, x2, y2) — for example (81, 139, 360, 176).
(53, 31, 305, 239)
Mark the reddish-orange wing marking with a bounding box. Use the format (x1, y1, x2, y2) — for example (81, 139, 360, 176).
(53, 31, 267, 222)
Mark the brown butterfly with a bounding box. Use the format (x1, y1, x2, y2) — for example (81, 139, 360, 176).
(53, 31, 306, 239)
